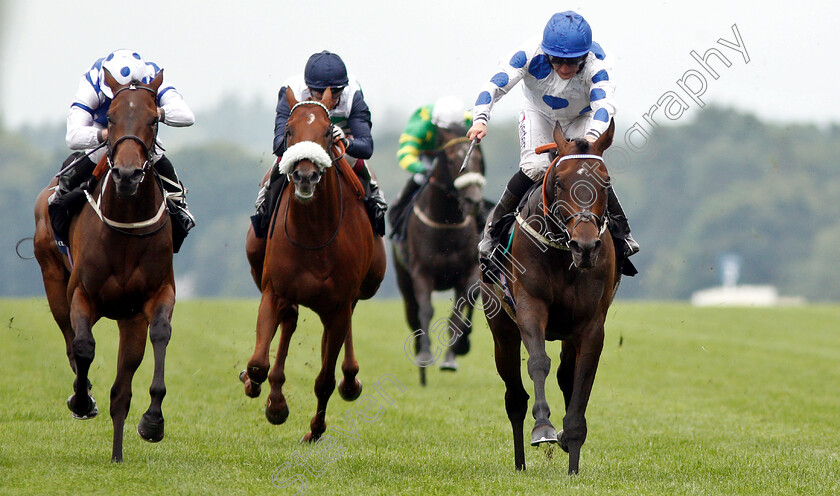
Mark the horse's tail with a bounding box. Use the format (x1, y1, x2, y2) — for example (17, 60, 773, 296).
(15, 237, 35, 260)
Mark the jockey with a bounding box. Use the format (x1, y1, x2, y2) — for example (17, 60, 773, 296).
(49, 49, 195, 252)
(251, 50, 387, 237)
(388, 96, 472, 235)
(468, 11, 639, 260)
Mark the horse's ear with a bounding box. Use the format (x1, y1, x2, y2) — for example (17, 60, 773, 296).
(594, 119, 615, 152)
(553, 122, 567, 148)
(103, 68, 126, 95)
(285, 87, 298, 109)
(150, 69, 163, 93)
(322, 86, 333, 104)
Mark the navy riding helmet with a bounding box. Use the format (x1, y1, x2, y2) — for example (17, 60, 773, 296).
(304, 51, 349, 90)
(541, 11, 592, 58)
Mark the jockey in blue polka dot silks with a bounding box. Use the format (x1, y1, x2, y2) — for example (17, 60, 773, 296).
(468, 11, 639, 260)
(49, 49, 196, 253)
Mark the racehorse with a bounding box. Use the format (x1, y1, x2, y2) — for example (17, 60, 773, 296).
(481, 120, 621, 473)
(392, 130, 486, 385)
(33, 69, 175, 462)
(240, 88, 386, 442)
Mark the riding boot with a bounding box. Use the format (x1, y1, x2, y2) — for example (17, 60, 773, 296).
(250, 165, 287, 239)
(388, 174, 425, 227)
(154, 156, 195, 253)
(606, 186, 640, 258)
(478, 170, 536, 258)
(48, 153, 98, 243)
(356, 162, 387, 236)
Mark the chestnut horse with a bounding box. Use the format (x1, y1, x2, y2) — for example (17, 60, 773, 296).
(393, 131, 486, 385)
(33, 70, 174, 462)
(481, 120, 621, 473)
(240, 88, 386, 442)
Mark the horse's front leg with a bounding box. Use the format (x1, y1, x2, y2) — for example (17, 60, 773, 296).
(440, 282, 474, 371)
(337, 318, 363, 402)
(516, 297, 556, 446)
(265, 303, 298, 425)
(303, 304, 352, 443)
(243, 288, 282, 398)
(67, 286, 99, 420)
(110, 315, 148, 462)
(561, 322, 605, 475)
(137, 284, 175, 444)
(410, 273, 436, 385)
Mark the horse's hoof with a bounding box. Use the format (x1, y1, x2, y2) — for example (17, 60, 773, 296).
(439, 359, 458, 371)
(67, 394, 98, 420)
(137, 414, 165, 443)
(338, 377, 362, 401)
(415, 350, 434, 367)
(265, 397, 289, 425)
(559, 430, 570, 453)
(530, 423, 558, 446)
(240, 370, 262, 398)
(300, 431, 320, 444)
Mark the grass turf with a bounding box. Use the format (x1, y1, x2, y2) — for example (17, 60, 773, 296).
(0, 298, 838, 495)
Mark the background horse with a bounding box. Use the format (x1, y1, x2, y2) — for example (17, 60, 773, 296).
(33, 70, 175, 462)
(481, 120, 620, 473)
(392, 131, 486, 385)
(240, 88, 386, 441)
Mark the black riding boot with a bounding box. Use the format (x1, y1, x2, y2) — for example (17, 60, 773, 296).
(250, 166, 288, 239)
(357, 163, 387, 237)
(154, 156, 195, 253)
(48, 153, 98, 243)
(477, 170, 536, 258)
(388, 175, 425, 240)
(606, 186, 640, 258)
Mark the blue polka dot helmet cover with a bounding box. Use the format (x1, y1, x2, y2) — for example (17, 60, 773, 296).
(100, 49, 151, 98)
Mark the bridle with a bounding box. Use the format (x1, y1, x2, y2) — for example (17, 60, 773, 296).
(84, 83, 167, 235)
(106, 84, 159, 175)
(531, 153, 609, 248)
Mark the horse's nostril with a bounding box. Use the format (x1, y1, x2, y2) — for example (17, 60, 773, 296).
(568, 240, 580, 252)
(292, 171, 301, 182)
(308, 171, 320, 183)
(593, 239, 602, 251)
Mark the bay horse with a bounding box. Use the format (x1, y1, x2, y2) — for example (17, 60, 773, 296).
(240, 88, 386, 442)
(393, 131, 486, 385)
(33, 69, 174, 462)
(481, 120, 621, 473)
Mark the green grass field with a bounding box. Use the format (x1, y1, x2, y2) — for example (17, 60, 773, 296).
(1, 298, 838, 495)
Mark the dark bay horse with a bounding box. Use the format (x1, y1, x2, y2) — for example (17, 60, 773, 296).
(240, 88, 386, 441)
(33, 69, 175, 462)
(481, 120, 621, 473)
(393, 131, 486, 385)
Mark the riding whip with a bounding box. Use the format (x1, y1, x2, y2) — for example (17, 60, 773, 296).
(459, 139, 478, 174)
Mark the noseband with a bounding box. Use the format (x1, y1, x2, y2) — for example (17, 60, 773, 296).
(106, 84, 159, 174)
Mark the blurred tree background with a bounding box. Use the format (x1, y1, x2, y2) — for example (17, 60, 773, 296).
(3, 101, 837, 301)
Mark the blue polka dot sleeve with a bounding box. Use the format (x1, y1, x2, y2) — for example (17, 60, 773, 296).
(471, 48, 530, 125)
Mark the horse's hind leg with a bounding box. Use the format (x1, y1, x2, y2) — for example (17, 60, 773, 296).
(337, 323, 362, 401)
(245, 224, 266, 291)
(67, 287, 99, 420)
(243, 290, 283, 398)
(562, 324, 605, 475)
(33, 231, 78, 375)
(265, 303, 298, 425)
(110, 315, 148, 463)
(302, 304, 352, 443)
(137, 285, 175, 444)
(491, 317, 529, 471)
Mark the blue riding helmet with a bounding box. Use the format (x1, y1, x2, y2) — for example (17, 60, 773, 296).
(541, 11, 592, 58)
(304, 51, 349, 90)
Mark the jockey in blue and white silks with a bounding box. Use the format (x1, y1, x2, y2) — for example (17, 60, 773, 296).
(52, 49, 195, 253)
(468, 11, 639, 261)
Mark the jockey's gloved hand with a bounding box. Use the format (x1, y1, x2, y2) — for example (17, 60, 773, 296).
(331, 125, 349, 148)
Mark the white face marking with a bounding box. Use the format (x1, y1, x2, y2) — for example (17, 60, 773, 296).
(307, 113, 315, 125)
(577, 167, 585, 175)
(129, 101, 135, 109)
